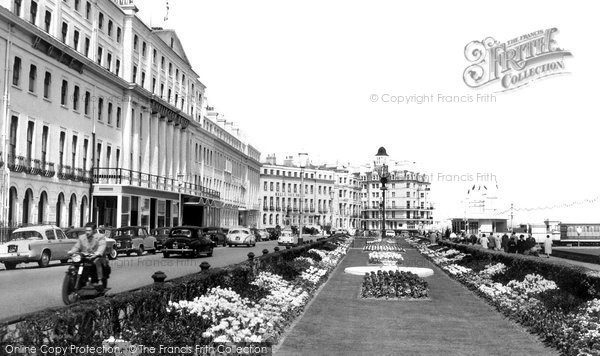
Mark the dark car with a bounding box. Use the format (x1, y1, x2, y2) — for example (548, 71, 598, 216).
(163, 226, 214, 258)
(151, 227, 171, 251)
(266, 228, 280, 240)
(110, 226, 157, 256)
(201, 227, 227, 247)
(64, 227, 118, 260)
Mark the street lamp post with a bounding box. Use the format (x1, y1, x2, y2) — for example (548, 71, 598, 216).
(577, 226, 582, 247)
(177, 172, 184, 226)
(298, 153, 308, 241)
(375, 147, 390, 239)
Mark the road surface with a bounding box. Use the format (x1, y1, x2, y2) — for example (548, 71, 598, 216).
(0, 240, 279, 321)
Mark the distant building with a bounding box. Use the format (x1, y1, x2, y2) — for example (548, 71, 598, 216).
(358, 149, 434, 232)
(450, 184, 507, 234)
(259, 155, 361, 232)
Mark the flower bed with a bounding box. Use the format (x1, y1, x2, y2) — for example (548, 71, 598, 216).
(361, 270, 429, 299)
(410, 238, 600, 355)
(0, 239, 345, 350)
(368, 251, 404, 266)
(363, 242, 405, 252)
(135, 239, 352, 346)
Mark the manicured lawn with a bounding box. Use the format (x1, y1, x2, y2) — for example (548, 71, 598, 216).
(275, 245, 558, 356)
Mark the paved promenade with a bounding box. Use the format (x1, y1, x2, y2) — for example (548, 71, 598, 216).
(275, 243, 558, 356)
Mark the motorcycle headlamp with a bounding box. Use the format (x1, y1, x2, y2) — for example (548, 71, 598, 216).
(72, 254, 82, 263)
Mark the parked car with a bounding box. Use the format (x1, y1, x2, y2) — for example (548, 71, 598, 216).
(150, 227, 171, 251)
(266, 228, 280, 240)
(226, 228, 256, 247)
(251, 228, 269, 242)
(0, 225, 77, 269)
(385, 230, 396, 237)
(64, 228, 118, 260)
(201, 227, 227, 247)
(162, 226, 214, 258)
(110, 226, 157, 256)
(278, 229, 298, 246)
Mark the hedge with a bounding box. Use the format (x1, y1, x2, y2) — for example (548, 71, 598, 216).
(438, 240, 600, 301)
(0, 239, 333, 346)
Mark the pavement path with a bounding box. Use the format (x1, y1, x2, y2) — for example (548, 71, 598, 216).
(0, 241, 279, 321)
(276, 243, 558, 356)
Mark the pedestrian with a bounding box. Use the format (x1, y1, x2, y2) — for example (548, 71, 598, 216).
(544, 235, 553, 258)
(494, 234, 502, 251)
(488, 234, 496, 250)
(501, 233, 509, 252)
(479, 234, 489, 249)
(469, 234, 477, 245)
(526, 234, 537, 254)
(517, 235, 526, 254)
(508, 236, 518, 253)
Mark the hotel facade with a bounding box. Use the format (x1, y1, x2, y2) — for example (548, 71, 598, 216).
(259, 155, 362, 232)
(0, 0, 260, 233)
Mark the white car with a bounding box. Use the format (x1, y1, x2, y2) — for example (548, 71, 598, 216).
(226, 228, 256, 247)
(385, 230, 396, 237)
(278, 230, 299, 246)
(0, 225, 76, 269)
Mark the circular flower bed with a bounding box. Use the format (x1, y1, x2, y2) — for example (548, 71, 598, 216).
(361, 270, 429, 300)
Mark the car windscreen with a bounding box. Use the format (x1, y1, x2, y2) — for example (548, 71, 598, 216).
(229, 230, 243, 234)
(170, 229, 194, 237)
(9, 231, 44, 241)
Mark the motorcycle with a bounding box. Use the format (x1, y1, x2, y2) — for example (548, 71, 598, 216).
(61, 253, 111, 305)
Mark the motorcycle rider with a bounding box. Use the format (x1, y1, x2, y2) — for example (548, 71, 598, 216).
(68, 222, 106, 287)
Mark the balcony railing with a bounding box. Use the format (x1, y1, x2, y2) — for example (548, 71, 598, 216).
(24, 158, 41, 175)
(58, 165, 72, 180)
(42, 162, 55, 178)
(7, 154, 26, 173)
(73, 168, 85, 182)
(93, 167, 221, 200)
(83, 169, 92, 183)
(0, 152, 3, 168)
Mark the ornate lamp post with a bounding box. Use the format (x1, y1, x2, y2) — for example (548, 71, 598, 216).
(375, 147, 390, 239)
(298, 153, 309, 240)
(177, 171, 184, 226)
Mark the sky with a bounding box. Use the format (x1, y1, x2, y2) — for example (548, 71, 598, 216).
(136, 0, 600, 224)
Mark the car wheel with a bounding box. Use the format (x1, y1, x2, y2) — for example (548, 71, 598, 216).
(228, 244, 232, 247)
(222, 241, 227, 247)
(206, 248, 213, 257)
(149, 249, 156, 254)
(4, 262, 17, 270)
(126, 252, 131, 257)
(108, 248, 118, 260)
(163, 252, 170, 258)
(136, 246, 144, 256)
(38, 250, 51, 268)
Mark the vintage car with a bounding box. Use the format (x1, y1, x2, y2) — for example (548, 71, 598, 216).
(0, 225, 77, 269)
(110, 226, 157, 256)
(226, 227, 256, 247)
(150, 227, 171, 251)
(200, 227, 227, 247)
(277, 229, 299, 246)
(64, 228, 118, 260)
(162, 226, 214, 258)
(251, 228, 269, 242)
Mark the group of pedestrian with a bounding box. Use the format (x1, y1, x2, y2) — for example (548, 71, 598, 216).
(462, 231, 553, 258)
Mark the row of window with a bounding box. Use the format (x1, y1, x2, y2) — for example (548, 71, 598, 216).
(12, 56, 123, 127)
(263, 168, 334, 181)
(366, 201, 427, 209)
(7, 116, 120, 171)
(364, 191, 426, 198)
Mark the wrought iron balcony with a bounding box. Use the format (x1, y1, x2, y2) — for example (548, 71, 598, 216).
(93, 167, 220, 200)
(73, 168, 85, 182)
(276, 206, 282, 212)
(7, 154, 25, 173)
(0, 152, 3, 169)
(83, 169, 92, 183)
(58, 165, 73, 180)
(26, 159, 42, 175)
(42, 162, 55, 178)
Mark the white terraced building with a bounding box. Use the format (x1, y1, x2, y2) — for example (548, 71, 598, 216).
(0, 0, 260, 236)
(259, 154, 362, 232)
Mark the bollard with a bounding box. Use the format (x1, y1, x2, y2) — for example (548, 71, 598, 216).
(262, 249, 269, 255)
(247, 252, 255, 261)
(151, 271, 167, 284)
(274, 246, 280, 252)
(200, 262, 210, 271)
